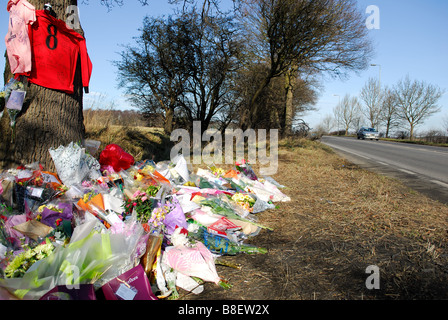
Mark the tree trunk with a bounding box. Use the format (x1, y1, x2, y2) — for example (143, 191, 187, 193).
(1, 0, 85, 171)
(409, 124, 414, 141)
(283, 66, 297, 137)
(385, 119, 390, 138)
(164, 106, 174, 134)
(240, 76, 272, 131)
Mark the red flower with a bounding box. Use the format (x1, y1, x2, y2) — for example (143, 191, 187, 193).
(142, 223, 151, 233)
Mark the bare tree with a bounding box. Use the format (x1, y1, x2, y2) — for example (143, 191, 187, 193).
(380, 86, 400, 138)
(237, 0, 373, 130)
(315, 114, 334, 135)
(333, 94, 361, 135)
(232, 62, 318, 132)
(359, 77, 382, 129)
(115, 15, 190, 134)
(115, 8, 241, 135)
(393, 75, 445, 140)
(442, 114, 448, 135)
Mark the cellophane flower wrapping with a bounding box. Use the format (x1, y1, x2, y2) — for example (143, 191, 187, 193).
(0, 216, 145, 300)
(39, 283, 96, 300)
(162, 196, 188, 235)
(0, 140, 290, 300)
(38, 202, 73, 229)
(2, 214, 29, 248)
(235, 160, 258, 181)
(164, 240, 221, 285)
(49, 142, 101, 188)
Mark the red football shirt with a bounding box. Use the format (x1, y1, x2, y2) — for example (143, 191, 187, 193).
(27, 10, 92, 94)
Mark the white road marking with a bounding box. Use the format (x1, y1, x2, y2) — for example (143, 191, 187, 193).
(430, 180, 448, 189)
(398, 169, 416, 175)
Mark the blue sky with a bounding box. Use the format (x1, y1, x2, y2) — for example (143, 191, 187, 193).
(2, 0, 447, 134)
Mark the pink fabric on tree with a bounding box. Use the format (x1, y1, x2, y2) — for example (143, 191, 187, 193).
(5, 0, 36, 75)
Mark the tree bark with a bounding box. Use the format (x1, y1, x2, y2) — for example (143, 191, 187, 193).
(1, 0, 85, 171)
(164, 106, 174, 134)
(409, 124, 415, 141)
(283, 65, 297, 136)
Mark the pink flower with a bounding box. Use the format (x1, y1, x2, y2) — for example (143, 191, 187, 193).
(132, 189, 146, 198)
(235, 158, 246, 166)
(132, 190, 141, 198)
(141, 196, 148, 202)
(82, 181, 93, 188)
(133, 202, 137, 207)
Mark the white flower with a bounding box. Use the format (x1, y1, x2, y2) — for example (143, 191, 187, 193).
(171, 227, 189, 247)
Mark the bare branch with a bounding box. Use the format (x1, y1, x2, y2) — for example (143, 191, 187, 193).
(393, 75, 445, 140)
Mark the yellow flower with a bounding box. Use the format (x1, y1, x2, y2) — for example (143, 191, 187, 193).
(211, 166, 225, 176)
(141, 165, 155, 174)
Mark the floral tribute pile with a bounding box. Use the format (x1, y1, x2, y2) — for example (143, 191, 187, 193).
(0, 142, 290, 300)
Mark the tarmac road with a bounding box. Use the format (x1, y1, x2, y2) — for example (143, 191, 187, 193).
(320, 136, 448, 204)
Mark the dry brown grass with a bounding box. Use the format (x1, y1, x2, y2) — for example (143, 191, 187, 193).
(85, 125, 173, 162)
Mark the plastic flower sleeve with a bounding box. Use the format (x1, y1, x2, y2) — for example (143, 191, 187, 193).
(49, 142, 101, 188)
(164, 241, 221, 285)
(235, 162, 258, 180)
(3, 214, 29, 247)
(251, 195, 275, 214)
(139, 232, 162, 280)
(162, 196, 188, 235)
(0, 229, 136, 300)
(39, 202, 73, 228)
(39, 284, 97, 300)
(188, 225, 266, 256)
(5, 90, 26, 143)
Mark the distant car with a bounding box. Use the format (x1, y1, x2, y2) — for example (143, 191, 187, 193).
(357, 127, 379, 140)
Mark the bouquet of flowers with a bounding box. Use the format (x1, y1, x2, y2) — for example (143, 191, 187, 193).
(123, 188, 157, 222)
(201, 196, 273, 231)
(2, 78, 26, 143)
(0, 205, 14, 248)
(4, 240, 55, 278)
(209, 166, 226, 178)
(188, 225, 267, 256)
(230, 192, 255, 213)
(82, 189, 99, 204)
(235, 159, 258, 181)
(35, 203, 73, 244)
(0, 209, 30, 250)
(0, 229, 136, 299)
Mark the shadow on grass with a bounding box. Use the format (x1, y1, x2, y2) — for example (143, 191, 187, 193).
(125, 129, 174, 162)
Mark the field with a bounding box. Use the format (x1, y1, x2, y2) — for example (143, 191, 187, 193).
(89, 126, 448, 300)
